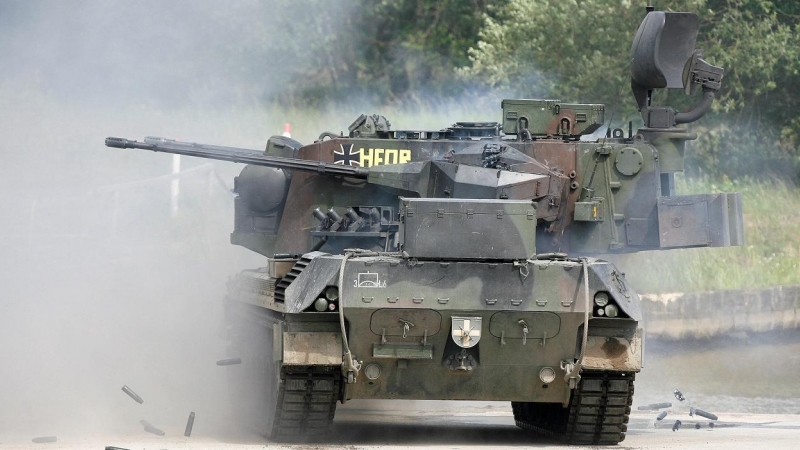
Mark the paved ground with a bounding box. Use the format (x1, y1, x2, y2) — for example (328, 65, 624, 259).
(3, 403, 799, 449)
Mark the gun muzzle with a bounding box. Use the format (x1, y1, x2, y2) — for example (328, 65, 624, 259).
(105, 137, 135, 148)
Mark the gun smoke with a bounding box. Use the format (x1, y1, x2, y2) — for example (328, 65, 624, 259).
(1, 1, 799, 448)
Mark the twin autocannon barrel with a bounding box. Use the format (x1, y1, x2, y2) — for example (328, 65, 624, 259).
(105, 136, 369, 178)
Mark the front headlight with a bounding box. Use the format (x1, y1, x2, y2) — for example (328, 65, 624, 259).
(539, 367, 556, 384)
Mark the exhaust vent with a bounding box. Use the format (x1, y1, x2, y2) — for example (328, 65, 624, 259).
(274, 256, 313, 302)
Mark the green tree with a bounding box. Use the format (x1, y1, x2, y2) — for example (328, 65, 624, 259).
(461, 0, 800, 179)
(691, 0, 800, 178)
(459, 1, 703, 118)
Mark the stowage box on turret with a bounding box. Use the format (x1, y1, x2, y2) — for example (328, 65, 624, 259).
(105, 8, 741, 445)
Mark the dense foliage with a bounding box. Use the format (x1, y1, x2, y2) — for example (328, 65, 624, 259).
(458, 0, 800, 179)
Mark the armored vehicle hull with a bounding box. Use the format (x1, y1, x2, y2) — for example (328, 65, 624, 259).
(225, 253, 641, 443)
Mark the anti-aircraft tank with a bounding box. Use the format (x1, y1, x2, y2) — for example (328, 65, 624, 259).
(106, 9, 742, 445)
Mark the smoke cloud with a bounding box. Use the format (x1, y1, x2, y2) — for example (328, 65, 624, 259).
(2, 2, 797, 447)
(0, 0, 285, 442)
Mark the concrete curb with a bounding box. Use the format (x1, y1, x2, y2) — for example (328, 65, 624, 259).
(640, 285, 800, 340)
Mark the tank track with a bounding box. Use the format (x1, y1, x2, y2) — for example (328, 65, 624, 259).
(225, 299, 341, 441)
(512, 370, 634, 445)
(270, 366, 341, 441)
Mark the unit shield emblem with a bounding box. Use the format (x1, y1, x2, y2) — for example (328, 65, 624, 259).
(451, 316, 482, 348)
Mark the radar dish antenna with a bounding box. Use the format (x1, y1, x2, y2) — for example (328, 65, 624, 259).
(630, 11, 723, 128)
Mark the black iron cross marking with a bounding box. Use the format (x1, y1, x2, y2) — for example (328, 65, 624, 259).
(334, 144, 361, 166)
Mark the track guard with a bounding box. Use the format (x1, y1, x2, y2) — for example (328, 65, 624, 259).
(282, 331, 343, 366)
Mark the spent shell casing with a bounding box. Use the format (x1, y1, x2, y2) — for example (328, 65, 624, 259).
(121, 385, 144, 404)
(694, 408, 719, 421)
(656, 410, 668, 421)
(184, 411, 195, 437)
(638, 402, 672, 410)
(216, 357, 242, 366)
(140, 420, 165, 436)
(672, 420, 682, 432)
(105, 447, 130, 450)
(143, 425, 165, 436)
(31, 436, 57, 443)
